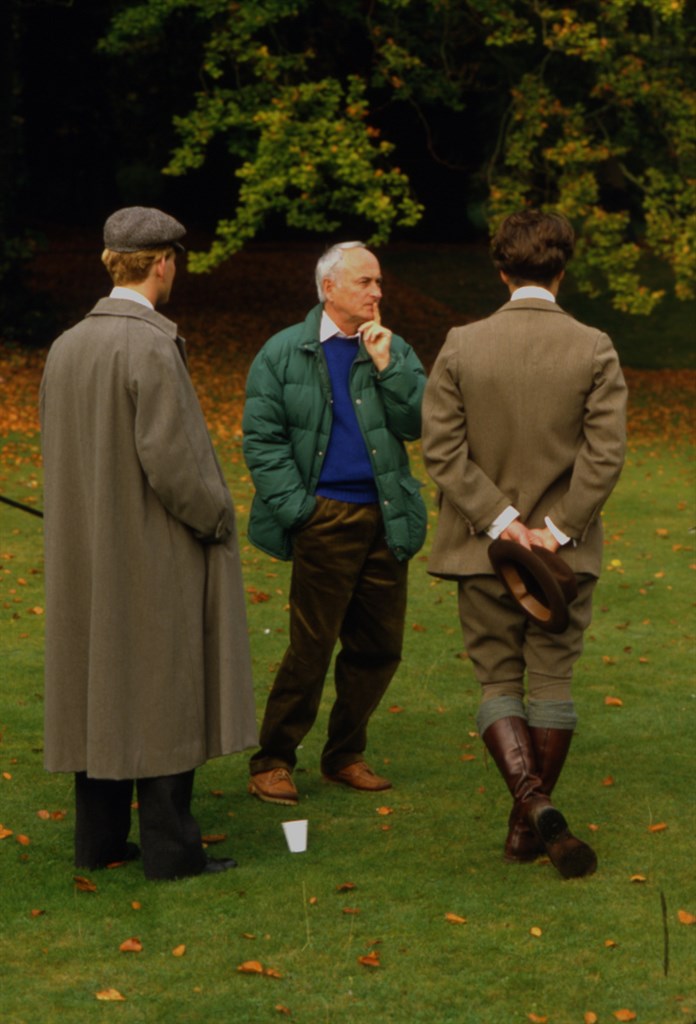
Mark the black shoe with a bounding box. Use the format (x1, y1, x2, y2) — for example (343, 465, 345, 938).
(202, 856, 237, 874)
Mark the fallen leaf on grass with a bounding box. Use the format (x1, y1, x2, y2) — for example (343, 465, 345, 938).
(343, 907, 361, 915)
(336, 882, 356, 892)
(96, 989, 126, 1002)
(238, 961, 265, 974)
(527, 1014, 548, 1023)
(605, 939, 618, 948)
(2, 773, 12, 780)
(584, 1014, 599, 1024)
(588, 823, 600, 832)
(73, 875, 97, 893)
(202, 833, 227, 844)
(604, 695, 623, 706)
(388, 705, 404, 713)
(630, 874, 647, 883)
(648, 822, 668, 833)
(613, 1011, 637, 1022)
(357, 951, 381, 968)
(275, 1006, 292, 1017)
(460, 753, 476, 762)
(445, 913, 467, 924)
(119, 937, 143, 953)
(237, 961, 282, 978)
(376, 807, 393, 816)
(0, 825, 13, 839)
(529, 926, 543, 938)
(172, 945, 186, 957)
(678, 909, 696, 925)
(30, 908, 45, 917)
(602, 776, 615, 786)
(16, 834, 30, 846)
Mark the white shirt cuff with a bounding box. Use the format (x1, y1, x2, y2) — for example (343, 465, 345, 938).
(544, 516, 573, 546)
(487, 506, 520, 539)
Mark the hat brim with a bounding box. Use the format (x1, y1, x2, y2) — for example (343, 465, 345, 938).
(488, 539, 578, 634)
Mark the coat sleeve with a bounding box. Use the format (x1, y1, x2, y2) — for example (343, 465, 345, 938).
(130, 330, 234, 542)
(242, 347, 316, 531)
(421, 333, 511, 533)
(374, 340, 426, 441)
(546, 331, 627, 539)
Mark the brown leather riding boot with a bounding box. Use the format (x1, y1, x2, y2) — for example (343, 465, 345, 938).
(482, 716, 552, 862)
(483, 717, 597, 878)
(505, 725, 573, 862)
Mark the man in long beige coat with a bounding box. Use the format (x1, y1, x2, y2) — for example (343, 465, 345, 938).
(422, 210, 627, 879)
(40, 207, 257, 880)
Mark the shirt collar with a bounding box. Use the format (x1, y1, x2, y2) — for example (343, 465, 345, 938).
(110, 286, 154, 310)
(320, 310, 359, 342)
(510, 285, 556, 303)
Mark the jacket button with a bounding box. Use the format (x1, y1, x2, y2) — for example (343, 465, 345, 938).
(355, 398, 362, 404)
(383, 500, 390, 506)
(371, 449, 377, 455)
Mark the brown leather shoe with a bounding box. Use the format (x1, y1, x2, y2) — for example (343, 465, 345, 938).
(323, 762, 392, 792)
(248, 768, 298, 806)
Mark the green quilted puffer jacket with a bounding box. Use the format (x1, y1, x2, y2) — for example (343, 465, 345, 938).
(242, 304, 427, 563)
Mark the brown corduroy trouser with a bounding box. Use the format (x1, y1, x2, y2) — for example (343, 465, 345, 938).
(250, 497, 408, 777)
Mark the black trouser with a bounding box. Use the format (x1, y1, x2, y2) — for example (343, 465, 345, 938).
(74, 769, 207, 880)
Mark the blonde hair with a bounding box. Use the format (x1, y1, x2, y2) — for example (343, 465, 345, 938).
(101, 247, 174, 286)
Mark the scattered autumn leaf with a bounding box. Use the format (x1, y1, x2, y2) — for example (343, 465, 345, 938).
(584, 1014, 599, 1024)
(613, 1011, 637, 1022)
(445, 913, 467, 925)
(16, 834, 30, 846)
(37, 809, 50, 820)
(172, 945, 186, 957)
(275, 1006, 292, 1017)
(588, 823, 600, 832)
(528, 1014, 548, 1023)
(630, 874, 647, 883)
(678, 909, 696, 925)
(238, 961, 265, 975)
(376, 806, 393, 816)
(343, 907, 361, 915)
(460, 753, 476, 762)
(202, 833, 227, 844)
(605, 939, 618, 948)
(336, 882, 356, 892)
(0, 825, 13, 839)
(30, 908, 45, 917)
(604, 695, 623, 706)
(648, 822, 667, 833)
(388, 705, 404, 713)
(412, 623, 426, 632)
(73, 875, 97, 893)
(602, 776, 615, 786)
(119, 937, 143, 953)
(529, 926, 543, 938)
(265, 968, 283, 979)
(357, 951, 381, 968)
(2, 772, 12, 780)
(96, 989, 126, 1002)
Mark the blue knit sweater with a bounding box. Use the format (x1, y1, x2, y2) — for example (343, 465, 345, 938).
(316, 336, 378, 503)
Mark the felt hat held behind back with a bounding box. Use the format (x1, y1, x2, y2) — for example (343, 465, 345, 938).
(488, 538, 578, 634)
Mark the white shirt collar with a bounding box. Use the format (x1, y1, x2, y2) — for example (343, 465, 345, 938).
(320, 310, 359, 342)
(110, 286, 154, 310)
(510, 285, 556, 303)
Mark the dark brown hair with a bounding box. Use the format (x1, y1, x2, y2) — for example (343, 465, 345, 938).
(491, 210, 575, 286)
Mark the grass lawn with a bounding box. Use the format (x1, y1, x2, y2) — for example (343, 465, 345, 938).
(1, 240, 695, 1023)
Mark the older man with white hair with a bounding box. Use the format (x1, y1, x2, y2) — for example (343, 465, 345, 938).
(243, 241, 426, 805)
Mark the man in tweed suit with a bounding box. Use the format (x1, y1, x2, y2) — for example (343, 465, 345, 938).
(422, 210, 627, 878)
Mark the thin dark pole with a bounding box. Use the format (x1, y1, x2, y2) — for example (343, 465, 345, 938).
(0, 495, 44, 518)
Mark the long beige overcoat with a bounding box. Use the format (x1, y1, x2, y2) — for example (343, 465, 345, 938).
(422, 298, 627, 577)
(40, 298, 257, 779)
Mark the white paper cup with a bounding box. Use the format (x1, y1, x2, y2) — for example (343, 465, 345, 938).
(282, 819, 308, 853)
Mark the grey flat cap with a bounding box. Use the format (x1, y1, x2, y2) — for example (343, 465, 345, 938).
(103, 206, 186, 253)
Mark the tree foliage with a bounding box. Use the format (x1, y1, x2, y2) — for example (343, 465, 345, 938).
(101, 0, 695, 313)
